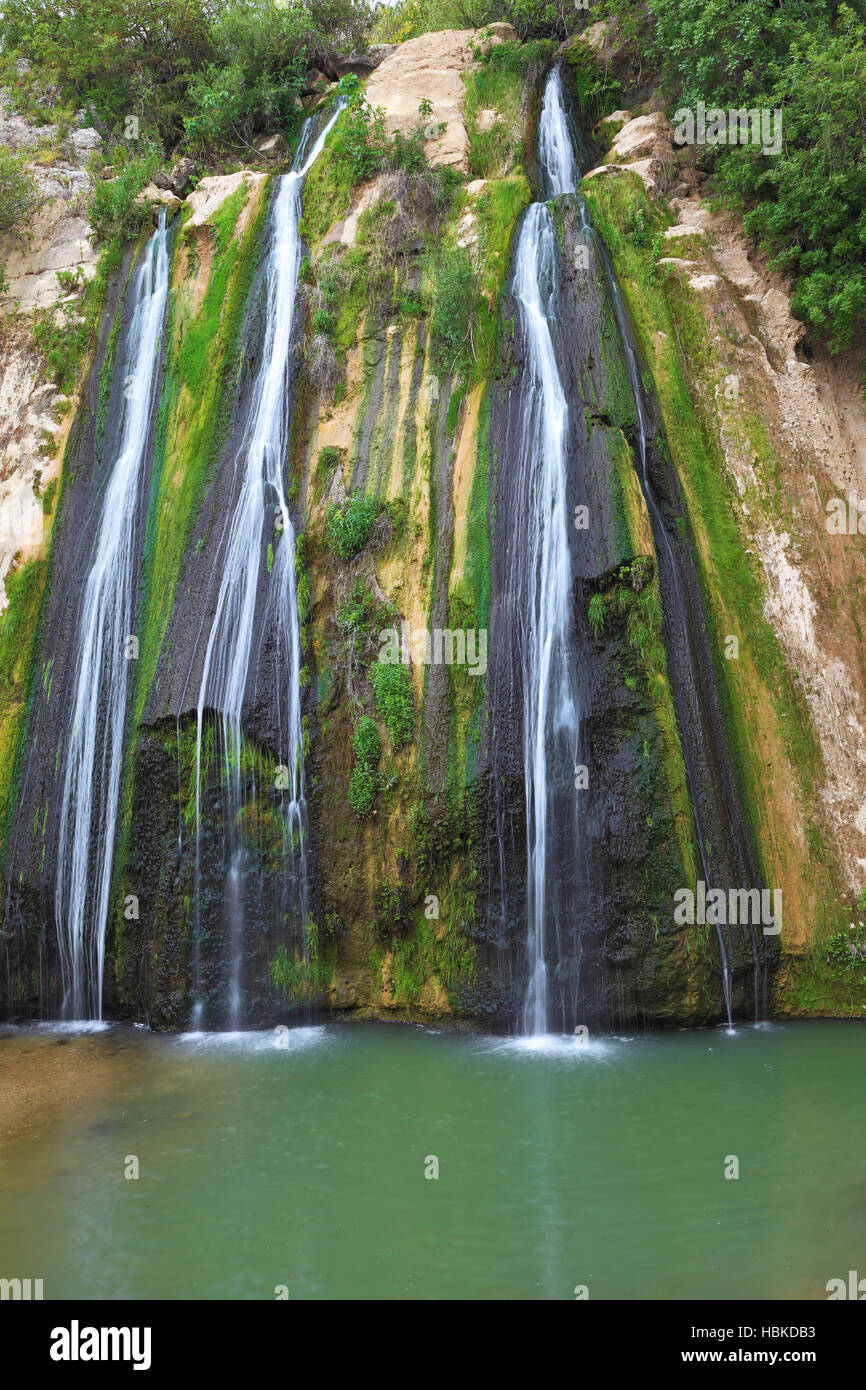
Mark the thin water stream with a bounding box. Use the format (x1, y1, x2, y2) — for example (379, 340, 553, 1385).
(190, 105, 343, 1030)
(54, 216, 170, 1020)
(511, 68, 582, 1036)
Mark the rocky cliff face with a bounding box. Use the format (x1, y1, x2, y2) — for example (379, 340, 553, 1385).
(1, 29, 864, 1028)
(576, 41, 866, 1015)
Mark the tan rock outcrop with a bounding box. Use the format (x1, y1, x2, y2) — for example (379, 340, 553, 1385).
(363, 29, 476, 173)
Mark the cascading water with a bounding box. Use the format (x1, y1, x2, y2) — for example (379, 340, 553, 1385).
(54, 215, 170, 1020)
(190, 104, 343, 1031)
(510, 64, 743, 1033)
(511, 68, 582, 1036)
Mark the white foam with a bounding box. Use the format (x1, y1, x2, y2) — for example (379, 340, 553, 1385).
(175, 1025, 329, 1054)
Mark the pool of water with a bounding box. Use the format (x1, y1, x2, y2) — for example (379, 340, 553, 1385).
(0, 1019, 862, 1299)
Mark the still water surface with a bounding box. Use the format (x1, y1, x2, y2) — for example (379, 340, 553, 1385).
(0, 1020, 862, 1299)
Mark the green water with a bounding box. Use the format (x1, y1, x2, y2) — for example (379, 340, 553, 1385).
(0, 1020, 863, 1300)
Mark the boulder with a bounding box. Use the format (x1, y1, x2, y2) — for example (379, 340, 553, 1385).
(318, 47, 395, 83)
(67, 126, 102, 158)
(476, 21, 518, 49)
(168, 156, 196, 196)
(183, 171, 267, 232)
(256, 134, 283, 157)
(302, 67, 331, 95)
(363, 30, 476, 173)
(609, 112, 673, 164)
(136, 183, 182, 221)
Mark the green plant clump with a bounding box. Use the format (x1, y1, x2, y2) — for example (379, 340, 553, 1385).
(369, 660, 415, 747)
(348, 713, 381, 818)
(325, 492, 383, 559)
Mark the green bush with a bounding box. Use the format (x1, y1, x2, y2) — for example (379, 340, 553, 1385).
(325, 491, 383, 559)
(638, 0, 866, 353)
(87, 151, 160, 244)
(369, 660, 415, 747)
(429, 246, 480, 371)
(0, 147, 37, 235)
(353, 713, 381, 765)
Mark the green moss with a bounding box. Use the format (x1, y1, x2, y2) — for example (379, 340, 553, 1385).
(0, 557, 48, 851)
(582, 167, 836, 940)
(133, 175, 267, 733)
(369, 660, 414, 748)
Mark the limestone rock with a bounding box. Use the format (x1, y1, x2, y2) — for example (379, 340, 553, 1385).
(67, 126, 102, 159)
(183, 171, 267, 234)
(136, 183, 182, 221)
(0, 90, 56, 150)
(363, 29, 477, 173)
(609, 112, 673, 164)
(0, 202, 98, 313)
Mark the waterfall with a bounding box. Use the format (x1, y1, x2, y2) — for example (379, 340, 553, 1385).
(54, 215, 170, 1020)
(191, 103, 343, 1031)
(513, 64, 738, 1032)
(512, 68, 582, 1036)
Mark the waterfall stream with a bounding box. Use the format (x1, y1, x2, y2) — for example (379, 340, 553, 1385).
(190, 104, 343, 1030)
(511, 68, 582, 1036)
(512, 64, 741, 1032)
(54, 215, 170, 1020)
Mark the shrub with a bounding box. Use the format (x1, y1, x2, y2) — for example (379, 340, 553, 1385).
(429, 246, 479, 371)
(0, 147, 37, 234)
(325, 491, 383, 559)
(87, 151, 160, 243)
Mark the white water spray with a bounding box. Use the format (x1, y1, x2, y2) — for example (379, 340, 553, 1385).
(54, 215, 170, 1020)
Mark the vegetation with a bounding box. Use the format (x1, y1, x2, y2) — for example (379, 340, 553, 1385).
(325, 491, 384, 559)
(348, 713, 381, 817)
(32, 240, 123, 394)
(0, 147, 37, 234)
(593, 0, 866, 355)
(369, 660, 415, 747)
(0, 0, 373, 150)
